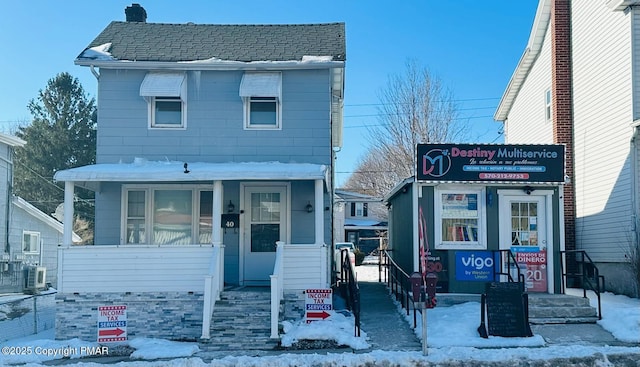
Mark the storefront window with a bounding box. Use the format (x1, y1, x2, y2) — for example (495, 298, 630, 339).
(435, 189, 486, 249)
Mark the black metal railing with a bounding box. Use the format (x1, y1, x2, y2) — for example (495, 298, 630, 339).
(338, 249, 361, 336)
(493, 249, 526, 292)
(381, 249, 423, 328)
(560, 249, 604, 319)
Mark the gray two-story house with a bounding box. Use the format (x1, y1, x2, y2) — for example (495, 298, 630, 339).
(1, 133, 80, 294)
(53, 4, 345, 343)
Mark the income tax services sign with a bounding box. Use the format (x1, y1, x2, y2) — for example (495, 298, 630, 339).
(97, 305, 127, 343)
(305, 289, 332, 323)
(417, 144, 565, 183)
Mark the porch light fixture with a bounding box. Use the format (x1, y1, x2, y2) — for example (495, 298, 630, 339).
(306, 201, 313, 213)
(227, 200, 235, 213)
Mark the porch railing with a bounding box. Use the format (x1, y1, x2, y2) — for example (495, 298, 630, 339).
(560, 249, 604, 319)
(201, 243, 225, 339)
(270, 241, 285, 338)
(269, 242, 329, 338)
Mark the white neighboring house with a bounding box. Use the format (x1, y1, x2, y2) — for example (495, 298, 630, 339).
(334, 189, 387, 255)
(495, 0, 640, 296)
(0, 133, 80, 293)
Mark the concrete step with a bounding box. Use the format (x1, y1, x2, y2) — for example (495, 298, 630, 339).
(200, 289, 280, 351)
(527, 293, 598, 324)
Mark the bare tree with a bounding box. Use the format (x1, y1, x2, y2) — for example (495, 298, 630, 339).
(345, 59, 467, 196)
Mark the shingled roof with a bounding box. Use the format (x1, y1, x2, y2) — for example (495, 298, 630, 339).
(77, 21, 346, 63)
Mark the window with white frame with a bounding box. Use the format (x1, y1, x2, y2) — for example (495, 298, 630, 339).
(435, 188, 486, 250)
(350, 202, 368, 217)
(123, 186, 213, 245)
(23, 231, 40, 253)
(140, 72, 187, 129)
(545, 88, 552, 122)
(239, 72, 282, 129)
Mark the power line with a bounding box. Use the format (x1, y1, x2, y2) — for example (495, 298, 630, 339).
(14, 160, 95, 207)
(343, 115, 497, 128)
(344, 97, 501, 107)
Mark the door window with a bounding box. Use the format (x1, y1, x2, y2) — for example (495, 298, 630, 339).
(250, 192, 281, 252)
(511, 202, 538, 246)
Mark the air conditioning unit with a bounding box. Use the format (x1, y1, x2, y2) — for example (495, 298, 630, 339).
(25, 266, 47, 292)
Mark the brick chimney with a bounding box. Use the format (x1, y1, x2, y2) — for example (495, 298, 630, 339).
(551, 0, 577, 259)
(125, 3, 147, 22)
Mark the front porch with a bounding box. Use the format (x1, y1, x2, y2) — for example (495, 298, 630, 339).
(53, 160, 332, 342)
(56, 240, 329, 342)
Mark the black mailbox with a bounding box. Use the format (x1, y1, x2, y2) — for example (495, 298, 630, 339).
(425, 273, 438, 308)
(410, 272, 423, 301)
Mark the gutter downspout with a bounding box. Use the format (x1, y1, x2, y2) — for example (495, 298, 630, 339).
(90, 65, 100, 80)
(631, 125, 639, 250)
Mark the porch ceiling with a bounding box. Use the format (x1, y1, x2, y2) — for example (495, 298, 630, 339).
(54, 160, 328, 191)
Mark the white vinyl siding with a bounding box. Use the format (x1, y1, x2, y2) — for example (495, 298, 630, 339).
(504, 24, 554, 144)
(57, 246, 213, 293)
(572, 0, 634, 262)
(281, 243, 326, 290)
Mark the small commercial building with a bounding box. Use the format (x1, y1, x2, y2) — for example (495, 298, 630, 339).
(385, 143, 566, 294)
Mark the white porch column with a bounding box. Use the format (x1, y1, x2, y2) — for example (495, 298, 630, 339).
(314, 179, 324, 245)
(63, 181, 74, 247)
(212, 180, 223, 245)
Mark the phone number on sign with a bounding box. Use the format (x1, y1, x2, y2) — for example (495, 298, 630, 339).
(479, 173, 529, 180)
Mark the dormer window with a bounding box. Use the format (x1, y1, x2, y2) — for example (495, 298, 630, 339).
(240, 72, 282, 129)
(140, 72, 187, 129)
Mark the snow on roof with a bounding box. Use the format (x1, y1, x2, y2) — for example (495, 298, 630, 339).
(12, 197, 82, 242)
(78, 43, 114, 61)
(54, 159, 328, 185)
(345, 218, 386, 227)
(0, 132, 26, 147)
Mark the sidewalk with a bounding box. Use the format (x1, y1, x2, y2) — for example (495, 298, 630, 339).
(358, 281, 422, 351)
(355, 276, 635, 350)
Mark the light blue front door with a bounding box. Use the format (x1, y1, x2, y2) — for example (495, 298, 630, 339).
(242, 186, 287, 285)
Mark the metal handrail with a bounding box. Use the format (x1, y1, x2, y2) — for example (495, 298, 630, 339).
(381, 249, 422, 328)
(493, 250, 525, 292)
(338, 249, 361, 336)
(560, 249, 604, 319)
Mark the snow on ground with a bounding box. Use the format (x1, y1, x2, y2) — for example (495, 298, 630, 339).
(567, 287, 640, 343)
(1, 262, 638, 366)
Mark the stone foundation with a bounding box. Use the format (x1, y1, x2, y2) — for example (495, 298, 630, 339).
(56, 292, 204, 342)
(282, 291, 305, 322)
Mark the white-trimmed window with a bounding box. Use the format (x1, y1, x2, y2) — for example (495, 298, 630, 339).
(350, 202, 368, 217)
(434, 187, 486, 250)
(123, 186, 213, 245)
(23, 231, 41, 253)
(140, 72, 187, 129)
(544, 88, 552, 122)
(240, 72, 282, 129)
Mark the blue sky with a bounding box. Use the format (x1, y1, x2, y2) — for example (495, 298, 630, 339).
(0, 1, 538, 186)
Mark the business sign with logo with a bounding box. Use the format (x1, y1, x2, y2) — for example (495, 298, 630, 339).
(416, 144, 565, 183)
(455, 251, 498, 282)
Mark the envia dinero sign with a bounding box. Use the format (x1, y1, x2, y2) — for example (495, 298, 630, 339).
(416, 144, 565, 183)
